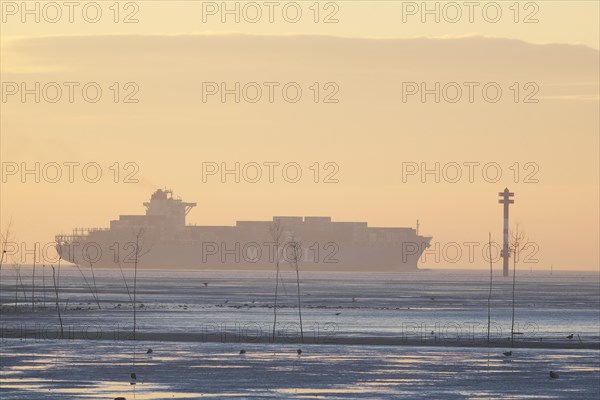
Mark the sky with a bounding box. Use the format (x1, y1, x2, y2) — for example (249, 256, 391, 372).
(1, 1, 598, 270)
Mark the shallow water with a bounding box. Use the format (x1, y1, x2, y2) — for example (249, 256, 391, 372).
(1, 340, 599, 399)
(1, 268, 598, 398)
(1, 268, 598, 344)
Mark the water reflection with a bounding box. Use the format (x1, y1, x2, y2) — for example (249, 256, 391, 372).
(1, 341, 598, 399)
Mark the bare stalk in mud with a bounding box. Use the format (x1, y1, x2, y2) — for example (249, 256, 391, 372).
(51, 264, 64, 338)
(89, 261, 100, 304)
(42, 265, 46, 308)
(32, 244, 37, 311)
(133, 232, 140, 340)
(118, 260, 133, 303)
(1, 221, 14, 308)
(509, 224, 528, 348)
(269, 220, 283, 342)
(0, 219, 13, 274)
(16, 264, 27, 302)
(75, 263, 101, 309)
(131, 228, 151, 341)
(111, 228, 152, 341)
(288, 238, 304, 344)
(487, 232, 493, 343)
(13, 264, 19, 311)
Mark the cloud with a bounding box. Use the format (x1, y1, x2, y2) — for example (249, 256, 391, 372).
(2, 34, 598, 82)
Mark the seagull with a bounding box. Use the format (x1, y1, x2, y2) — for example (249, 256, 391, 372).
(297, 349, 302, 356)
(549, 371, 559, 379)
(146, 348, 153, 354)
(566, 334, 574, 339)
(503, 351, 512, 357)
(239, 349, 246, 355)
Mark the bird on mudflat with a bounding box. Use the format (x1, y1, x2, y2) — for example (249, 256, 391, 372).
(146, 348, 153, 354)
(549, 371, 559, 379)
(297, 349, 302, 356)
(503, 351, 512, 357)
(239, 349, 246, 355)
(566, 334, 574, 339)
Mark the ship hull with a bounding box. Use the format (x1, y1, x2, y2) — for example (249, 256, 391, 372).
(56, 237, 432, 271)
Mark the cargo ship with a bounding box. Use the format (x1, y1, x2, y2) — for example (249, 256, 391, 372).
(55, 189, 432, 271)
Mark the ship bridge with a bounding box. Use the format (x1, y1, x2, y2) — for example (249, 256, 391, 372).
(143, 189, 196, 229)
